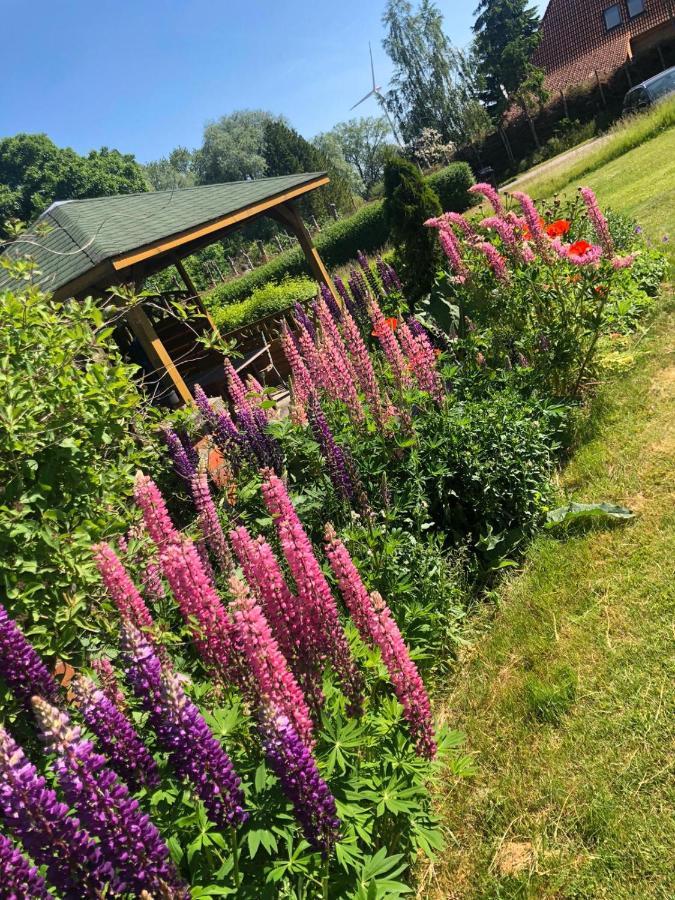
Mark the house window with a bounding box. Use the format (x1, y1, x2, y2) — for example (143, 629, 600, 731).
(627, 0, 645, 16)
(604, 4, 622, 28)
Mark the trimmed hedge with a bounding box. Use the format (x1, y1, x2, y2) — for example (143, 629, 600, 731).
(426, 162, 475, 213)
(205, 162, 473, 309)
(212, 277, 316, 333)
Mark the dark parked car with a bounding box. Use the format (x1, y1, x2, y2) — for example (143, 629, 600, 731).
(623, 66, 675, 113)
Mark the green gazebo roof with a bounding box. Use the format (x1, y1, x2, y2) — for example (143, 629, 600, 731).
(0, 171, 327, 297)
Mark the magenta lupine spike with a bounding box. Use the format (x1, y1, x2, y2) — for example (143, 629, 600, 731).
(0, 831, 54, 900)
(230, 526, 325, 712)
(159, 536, 233, 676)
(368, 299, 414, 393)
(397, 318, 444, 403)
(579, 186, 614, 255)
(224, 359, 249, 410)
(444, 211, 479, 240)
(339, 302, 385, 420)
(261, 472, 364, 715)
(610, 254, 636, 269)
(134, 472, 180, 550)
(0, 603, 59, 708)
(324, 528, 436, 758)
(190, 471, 233, 572)
(426, 221, 469, 282)
(511, 191, 550, 253)
(72, 674, 160, 791)
(469, 182, 505, 216)
(195, 537, 218, 588)
(92, 541, 156, 633)
(0, 724, 113, 897)
(32, 697, 185, 897)
(296, 321, 331, 393)
(91, 656, 127, 712)
(476, 241, 510, 283)
(260, 710, 340, 856)
(121, 623, 248, 831)
(480, 215, 530, 262)
(281, 325, 314, 425)
(229, 576, 315, 748)
(316, 298, 365, 422)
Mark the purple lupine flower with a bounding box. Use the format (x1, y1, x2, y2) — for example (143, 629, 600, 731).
(194, 384, 248, 468)
(260, 710, 340, 856)
(516, 352, 530, 368)
(332, 274, 360, 321)
(319, 282, 342, 322)
(376, 256, 403, 295)
(162, 427, 196, 483)
(121, 624, 248, 830)
(234, 403, 283, 474)
(357, 250, 383, 300)
(72, 674, 160, 792)
(347, 268, 371, 324)
(0, 602, 59, 709)
(0, 831, 55, 900)
(91, 656, 127, 712)
(0, 724, 112, 897)
(32, 697, 185, 898)
(308, 400, 356, 502)
(190, 471, 233, 572)
(293, 302, 316, 340)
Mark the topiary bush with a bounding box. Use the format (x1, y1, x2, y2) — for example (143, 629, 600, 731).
(383, 156, 442, 303)
(426, 162, 475, 213)
(212, 276, 316, 332)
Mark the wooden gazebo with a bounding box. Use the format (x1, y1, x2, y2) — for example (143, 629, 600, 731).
(0, 172, 338, 405)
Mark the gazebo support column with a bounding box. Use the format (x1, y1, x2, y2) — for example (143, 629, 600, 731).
(126, 304, 193, 405)
(272, 202, 341, 305)
(173, 255, 220, 333)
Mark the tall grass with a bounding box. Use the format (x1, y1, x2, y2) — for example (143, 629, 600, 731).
(526, 95, 675, 198)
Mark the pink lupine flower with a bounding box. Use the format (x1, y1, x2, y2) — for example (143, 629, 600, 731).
(134, 472, 180, 550)
(281, 326, 314, 425)
(160, 537, 233, 676)
(611, 254, 636, 269)
(476, 241, 510, 283)
(190, 471, 233, 572)
(224, 359, 249, 410)
(511, 191, 550, 252)
(229, 576, 315, 748)
(425, 219, 470, 282)
(261, 472, 364, 715)
(579, 187, 614, 255)
(368, 299, 414, 393)
(141, 560, 165, 603)
(324, 527, 436, 757)
(92, 542, 156, 633)
(443, 211, 479, 240)
(469, 182, 505, 216)
(296, 321, 331, 393)
(339, 302, 387, 425)
(480, 215, 528, 262)
(315, 300, 365, 423)
(397, 318, 444, 403)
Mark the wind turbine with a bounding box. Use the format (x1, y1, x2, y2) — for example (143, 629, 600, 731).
(350, 42, 402, 146)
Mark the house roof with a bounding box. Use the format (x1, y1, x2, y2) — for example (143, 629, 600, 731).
(0, 172, 328, 298)
(533, 0, 674, 92)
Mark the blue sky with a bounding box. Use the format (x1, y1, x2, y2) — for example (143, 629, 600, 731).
(2, 0, 548, 163)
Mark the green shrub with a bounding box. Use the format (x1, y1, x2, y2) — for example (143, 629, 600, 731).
(0, 267, 160, 666)
(206, 246, 307, 309)
(314, 200, 388, 267)
(426, 162, 475, 213)
(384, 156, 442, 302)
(212, 276, 316, 332)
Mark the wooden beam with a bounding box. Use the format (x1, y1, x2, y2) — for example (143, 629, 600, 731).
(125, 304, 193, 405)
(271, 202, 341, 305)
(111, 176, 329, 271)
(173, 255, 221, 337)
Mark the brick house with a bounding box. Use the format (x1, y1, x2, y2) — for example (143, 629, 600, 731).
(533, 0, 675, 92)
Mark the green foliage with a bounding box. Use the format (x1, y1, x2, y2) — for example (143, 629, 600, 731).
(144, 147, 196, 191)
(383, 156, 442, 301)
(0, 133, 148, 238)
(211, 277, 316, 332)
(425, 162, 475, 213)
(0, 268, 160, 662)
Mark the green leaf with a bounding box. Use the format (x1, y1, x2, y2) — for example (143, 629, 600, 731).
(545, 501, 635, 529)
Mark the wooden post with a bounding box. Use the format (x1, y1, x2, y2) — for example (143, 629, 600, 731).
(126, 304, 193, 405)
(173, 255, 219, 333)
(257, 240, 268, 262)
(595, 70, 607, 107)
(560, 88, 569, 118)
(272, 203, 341, 305)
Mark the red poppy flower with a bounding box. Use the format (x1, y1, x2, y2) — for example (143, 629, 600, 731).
(545, 219, 571, 238)
(371, 317, 398, 337)
(568, 240, 592, 257)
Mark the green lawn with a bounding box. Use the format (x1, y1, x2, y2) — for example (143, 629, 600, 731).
(429, 128, 675, 899)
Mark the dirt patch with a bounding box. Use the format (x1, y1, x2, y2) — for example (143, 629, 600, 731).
(650, 364, 675, 399)
(492, 840, 536, 876)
